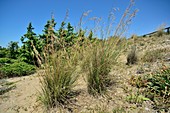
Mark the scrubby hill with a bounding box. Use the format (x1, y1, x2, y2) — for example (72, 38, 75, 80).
(0, 34, 170, 113)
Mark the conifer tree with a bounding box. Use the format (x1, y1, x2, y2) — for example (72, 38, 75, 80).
(88, 30, 93, 40)
(20, 22, 42, 66)
(8, 41, 19, 59)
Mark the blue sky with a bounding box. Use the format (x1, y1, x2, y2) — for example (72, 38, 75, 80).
(0, 0, 170, 47)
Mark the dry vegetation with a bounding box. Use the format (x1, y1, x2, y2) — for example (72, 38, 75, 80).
(0, 1, 170, 113)
(1, 30, 170, 113)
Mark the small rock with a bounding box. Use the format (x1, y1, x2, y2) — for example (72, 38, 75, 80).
(136, 70, 144, 74)
(164, 57, 170, 61)
(145, 107, 150, 111)
(143, 63, 150, 68)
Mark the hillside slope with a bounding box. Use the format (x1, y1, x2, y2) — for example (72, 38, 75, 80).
(0, 35, 170, 113)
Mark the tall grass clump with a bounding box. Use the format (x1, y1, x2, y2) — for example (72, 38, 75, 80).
(83, 0, 137, 95)
(84, 38, 126, 95)
(39, 47, 79, 109)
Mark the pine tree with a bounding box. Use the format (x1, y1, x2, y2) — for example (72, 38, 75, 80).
(7, 41, 19, 59)
(20, 22, 42, 66)
(65, 22, 77, 44)
(58, 21, 67, 39)
(88, 30, 93, 40)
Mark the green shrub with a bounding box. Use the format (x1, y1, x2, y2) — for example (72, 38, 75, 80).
(0, 48, 9, 58)
(130, 67, 170, 111)
(0, 58, 17, 64)
(126, 92, 150, 104)
(0, 58, 11, 64)
(145, 68, 170, 110)
(126, 46, 137, 65)
(0, 62, 36, 78)
(129, 75, 148, 88)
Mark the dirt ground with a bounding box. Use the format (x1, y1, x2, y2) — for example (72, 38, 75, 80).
(0, 73, 43, 113)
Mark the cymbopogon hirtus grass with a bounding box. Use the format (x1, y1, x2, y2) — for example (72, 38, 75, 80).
(39, 48, 79, 109)
(83, 0, 137, 96)
(83, 38, 127, 95)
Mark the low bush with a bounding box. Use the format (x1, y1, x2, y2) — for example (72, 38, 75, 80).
(129, 75, 147, 88)
(156, 29, 164, 37)
(142, 48, 169, 62)
(126, 92, 150, 104)
(130, 67, 170, 111)
(142, 50, 161, 62)
(0, 58, 17, 66)
(126, 46, 137, 65)
(0, 58, 12, 64)
(145, 67, 170, 110)
(0, 62, 36, 78)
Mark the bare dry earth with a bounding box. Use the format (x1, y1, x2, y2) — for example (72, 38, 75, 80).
(0, 73, 43, 113)
(0, 35, 170, 113)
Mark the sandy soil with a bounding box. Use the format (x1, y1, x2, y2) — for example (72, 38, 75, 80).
(0, 72, 43, 113)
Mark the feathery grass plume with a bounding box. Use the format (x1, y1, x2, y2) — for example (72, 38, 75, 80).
(114, 0, 138, 38)
(82, 0, 137, 96)
(89, 17, 102, 37)
(78, 10, 92, 31)
(156, 23, 166, 37)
